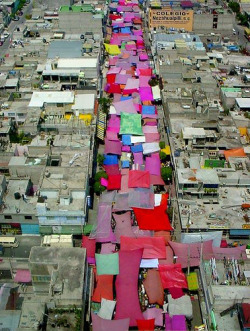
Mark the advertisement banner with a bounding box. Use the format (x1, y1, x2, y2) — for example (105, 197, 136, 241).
(149, 9, 193, 31)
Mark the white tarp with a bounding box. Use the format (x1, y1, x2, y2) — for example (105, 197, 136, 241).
(181, 231, 223, 247)
(142, 142, 160, 155)
(168, 294, 193, 319)
(98, 298, 116, 320)
(131, 135, 146, 144)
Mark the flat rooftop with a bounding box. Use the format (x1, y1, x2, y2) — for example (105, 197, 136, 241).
(179, 186, 250, 230)
(59, 5, 94, 12)
(29, 247, 86, 301)
(28, 91, 74, 108)
(48, 41, 83, 58)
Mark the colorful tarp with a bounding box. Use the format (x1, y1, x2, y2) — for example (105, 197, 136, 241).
(119, 112, 143, 135)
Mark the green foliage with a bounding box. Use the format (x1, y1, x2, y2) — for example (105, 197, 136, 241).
(25, 14, 32, 19)
(99, 97, 111, 114)
(148, 78, 158, 87)
(167, 206, 174, 221)
(94, 170, 108, 181)
(237, 13, 249, 26)
(159, 151, 167, 162)
(244, 112, 250, 119)
(159, 141, 165, 149)
(161, 166, 172, 183)
(228, 1, 240, 13)
(97, 154, 105, 167)
(94, 181, 106, 195)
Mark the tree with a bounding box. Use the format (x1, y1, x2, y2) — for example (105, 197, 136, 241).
(97, 154, 105, 167)
(237, 13, 248, 26)
(161, 166, 173, 184)
(94, 170, 108, 181)
(228, 1, 240, 13)
(159, 151, 167, 162)
(159, 141, 165, 149)
(93, 182, 106, 195)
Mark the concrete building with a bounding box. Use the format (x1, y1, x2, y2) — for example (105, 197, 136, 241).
(29, 246, 87, 307)
(193, 10, 235, 33)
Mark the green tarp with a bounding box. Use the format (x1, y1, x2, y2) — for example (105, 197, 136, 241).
(119, 113, 143, 135)
(95, 253, 119, 275)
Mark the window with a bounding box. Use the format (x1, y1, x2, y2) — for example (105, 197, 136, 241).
(25, 215, 32, 220)
(4, 215, 12, 220)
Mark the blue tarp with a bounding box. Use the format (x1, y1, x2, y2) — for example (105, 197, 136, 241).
(131, 144, 143, 153)
(122, 135, 132, 145)
(122, 160, 130, 168)
(142, 105, 155, 115)
(104, 154, 119, 165)
(120, 96, 132, 101)
(121, 27, 131, 33)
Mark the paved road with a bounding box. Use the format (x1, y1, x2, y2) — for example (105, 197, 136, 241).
(233, 23, 250, 52)
(2, 235, 41, 258)
(0, 1, 33, 58)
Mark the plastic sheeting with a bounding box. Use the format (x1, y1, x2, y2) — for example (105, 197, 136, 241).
(143, 269, 164, 306)
(90, 203, 115, 242)
(113, 99, 137, 115)
(213, 245, 247, 260)
(181, 231, 223, 247)
(92, 313, 130, 331)
(107, 174, 122, 191)
(158, 264, 188, 289)
(92, 270, 114, 303)
(115, 249, 144, 326)
(120, 236, 166, 259)
(169, 240, 214, 268)
(81, 236, 96, 258)
(98, 299, 116, 320)
(145, 155, 161, 176)
(95, 253, 119, 275)
(128, 170, 150, 188)
(128, 188, 155, 209)
(224, 148, 246, 160)
(113, 211, 135, 243)
(133, 194, 172, 231)
(165, 314, 187, 331)
(104, 43, 121, 55)
(104, 138, 122, 155)
(120, 113, 143, 135)
(137, 319, 155, 331)
(167, 294, 193, 319)
(143, 308, 163, 327)
(142, 142, 160, 155)
(113, 193, 132, 211)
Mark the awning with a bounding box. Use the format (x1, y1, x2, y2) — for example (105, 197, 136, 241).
(14, 269, 31, 283)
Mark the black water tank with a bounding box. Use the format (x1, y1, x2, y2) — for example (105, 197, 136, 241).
(14, 192, 21, 200)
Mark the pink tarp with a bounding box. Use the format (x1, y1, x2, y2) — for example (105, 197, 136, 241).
(14, 269, 31, 283)
(115, 74, 131, 84)
(145, 133, 160, 143)
(92, 313, 130, 331)
(139, 87, 153, 101)
(143, 126, 158, 134)
(150, 174, 165, 186)
(213, 245, 247, 260)
(168, 241, 214, 268)
(113, 212, 136, 243)
(128, 170, 150, 188)
(139, 76, 151, 87)
(104, 138, 122, 155)
(133, 152, 144, 165)
(120, 236, 166, 259)
(104, 165, 120, 176)
(123, 78, 140, 94)
(106, 131, 119, 141)
(145, 155, 161, 176)
(93, 203, 116, 243)
(115, 249, 144, 326)
(113, 99, 137, 115)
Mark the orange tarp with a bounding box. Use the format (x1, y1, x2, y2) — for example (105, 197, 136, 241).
(224, 148, 246, 160)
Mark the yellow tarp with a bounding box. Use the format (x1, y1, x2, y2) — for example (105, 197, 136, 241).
(64, 114, 72, 120)
(79, 114, 92, 125)
(187, 272, 199, 291)
(161, 146, 171, 155)
(104, 43, 121, 55)
(239, 127, 247, 136)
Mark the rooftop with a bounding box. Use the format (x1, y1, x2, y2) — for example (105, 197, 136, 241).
(28, 91, 74, 108)
(59, 5, 94, 13)
(29, 246, 86, 302)
(48, 41, 83, 59)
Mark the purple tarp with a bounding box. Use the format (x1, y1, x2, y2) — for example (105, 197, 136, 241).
(139, 87, 153, 101)
(113, 98, 137, 115)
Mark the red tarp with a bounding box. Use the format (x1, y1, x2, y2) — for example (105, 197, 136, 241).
(92, 268, 114, 302)
(133, 194, 173, 231)
(128, 170, 150, 188)
(115, 249, 144, 326)
(158, 264, 188, 289)
(108, 84, 122, 94)
(107, 73, 117, 84)
(81, 236, 96, 258)
(107, 174, 122, 190)
(137, 319, 155, 331)
(120, 236, 166, 259)
(104, 165, 120, 176)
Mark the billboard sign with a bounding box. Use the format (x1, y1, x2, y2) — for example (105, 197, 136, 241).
(149, 9, 193, 31)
